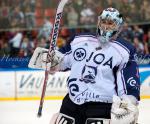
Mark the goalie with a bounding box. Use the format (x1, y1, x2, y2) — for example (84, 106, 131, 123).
(29, 7, 140, 124)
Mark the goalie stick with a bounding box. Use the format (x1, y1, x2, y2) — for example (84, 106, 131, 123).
(37, 0, 69, 117)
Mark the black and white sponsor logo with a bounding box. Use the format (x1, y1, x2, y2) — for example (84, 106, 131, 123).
(68, 78, 79, 97)
(127, 77, 136, 86)
(73, 48, 86, 61)
(86, 118, 109, 124)
(57, 114, 74, 124)
(127, 77, 139, 90)
(86, 120, 103, 124)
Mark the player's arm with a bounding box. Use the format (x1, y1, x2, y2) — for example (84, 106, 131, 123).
(28, 47, 72, 73)
(111, 49, 140, 124)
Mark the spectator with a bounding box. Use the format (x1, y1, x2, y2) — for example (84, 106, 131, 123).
(101, 0, 116, 9)
(37, 17, 53, 41)
(140, 0, 150, 21)
(21, 0, 35, 13)
(66, 7, 79, 35)
(80, 4, 95, 25)
(71, 0, 84, 24)
(147, 30, 150, 53)
(133, 37, 144, 53)
(128, 3, 141, 22)
(86, 0, 97, 9)
(28, 0, 36, 12)
(0, 39, 10, 56)
(119, 0, 131, 22)
(144, 41, 149, 54)
(9, 30, 23, 56)
(0, 2, 10, 29)
(24, 6, 35, 29)
(38, 37, 47, 48)
(133, 25, 144, 42)
(72, 0, 84, 14)
(120, 23, 134, 41)
(10, 6, 25, 28)
(67, 7, 79, 28)
(20, 36, 34, 56)
(143, 29, 150, 54)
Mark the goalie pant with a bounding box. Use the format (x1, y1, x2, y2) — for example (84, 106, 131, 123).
(59, 94, 112, 124)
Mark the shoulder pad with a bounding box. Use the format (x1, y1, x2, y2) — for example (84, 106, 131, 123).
(113, 38, 136, 60)
(71, 33, 98, 46)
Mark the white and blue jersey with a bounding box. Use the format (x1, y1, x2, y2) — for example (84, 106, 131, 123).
(59, 34, 140, 105)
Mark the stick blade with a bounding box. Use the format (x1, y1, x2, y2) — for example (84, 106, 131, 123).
(37, 105, 43, 118)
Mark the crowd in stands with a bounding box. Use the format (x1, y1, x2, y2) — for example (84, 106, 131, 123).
(0, 0, 150, 59)
(0, 24, 150, 57)
(0, 0, 35, 30)
(0, 0, 150, 29)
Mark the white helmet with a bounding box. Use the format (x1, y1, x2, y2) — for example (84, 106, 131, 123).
(97, 7, 123, 43)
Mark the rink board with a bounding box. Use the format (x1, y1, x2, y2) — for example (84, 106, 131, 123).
(0, 65, 150, 100)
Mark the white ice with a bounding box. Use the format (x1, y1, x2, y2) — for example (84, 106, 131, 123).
(0, 99, 150, 124)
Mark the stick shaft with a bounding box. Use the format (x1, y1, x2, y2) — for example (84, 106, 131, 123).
(37, 0, 68, 117)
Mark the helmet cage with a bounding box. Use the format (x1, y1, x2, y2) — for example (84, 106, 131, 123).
(98, 16, 119, 32)
(97, 8, 123, 43)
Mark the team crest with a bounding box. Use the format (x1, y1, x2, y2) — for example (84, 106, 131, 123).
(73, 48, 86, 61)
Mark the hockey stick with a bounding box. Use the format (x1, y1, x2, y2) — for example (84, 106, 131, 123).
(37, 0, 69, 117)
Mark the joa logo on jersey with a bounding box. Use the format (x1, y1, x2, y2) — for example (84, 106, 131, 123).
(73, 48, 113, 69)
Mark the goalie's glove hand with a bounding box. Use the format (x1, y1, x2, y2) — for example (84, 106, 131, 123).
(111, 95, 139, 124)
(28, 47, 64, 72)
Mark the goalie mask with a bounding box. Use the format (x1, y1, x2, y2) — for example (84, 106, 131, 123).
(97, 8, 123, 44)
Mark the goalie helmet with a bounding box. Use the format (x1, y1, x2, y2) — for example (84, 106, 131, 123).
(97, 7, 123, 44)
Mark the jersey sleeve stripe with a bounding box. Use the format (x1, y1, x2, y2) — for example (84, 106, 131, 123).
(121, 69, 127, 94)
(113, 66, 119, 96)
(65, 50, 72, 55)
(113, 41, 130, 54)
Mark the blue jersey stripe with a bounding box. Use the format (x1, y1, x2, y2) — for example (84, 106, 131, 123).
(121, 69, 127, 94)
(113, 41, 130, 54)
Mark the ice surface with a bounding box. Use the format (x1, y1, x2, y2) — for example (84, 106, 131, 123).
(0, 99, 149, 124)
